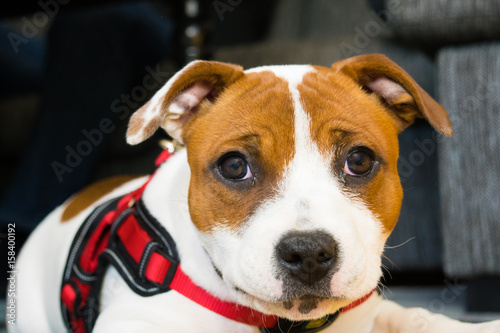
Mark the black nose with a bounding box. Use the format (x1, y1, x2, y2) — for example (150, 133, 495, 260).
(276, 231, 338, 285)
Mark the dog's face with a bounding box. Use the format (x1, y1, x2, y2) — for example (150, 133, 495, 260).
(126, 55, 452, 320)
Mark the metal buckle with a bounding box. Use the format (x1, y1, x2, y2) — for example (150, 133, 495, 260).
(159, 139, 185, 153)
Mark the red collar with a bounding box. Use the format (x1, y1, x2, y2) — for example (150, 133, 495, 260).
(168, 273, 375, 330)
(340, 289, 376, 313)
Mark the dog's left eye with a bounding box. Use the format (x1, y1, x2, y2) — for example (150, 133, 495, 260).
(344, 148, 375, 176)
(218, 154, 253, 181)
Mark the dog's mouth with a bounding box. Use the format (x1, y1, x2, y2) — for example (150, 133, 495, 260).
(230, 281, 345, 319)
(206, 249, 353, 319)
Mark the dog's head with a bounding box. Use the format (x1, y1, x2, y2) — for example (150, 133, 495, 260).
(126, 54, 452, 320)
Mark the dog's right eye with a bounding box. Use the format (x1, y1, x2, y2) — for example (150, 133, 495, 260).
(218, 154, 253, 181)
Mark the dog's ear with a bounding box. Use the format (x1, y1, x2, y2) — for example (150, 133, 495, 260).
(126, 60, 244, 145)
(332, 54, 452, 136)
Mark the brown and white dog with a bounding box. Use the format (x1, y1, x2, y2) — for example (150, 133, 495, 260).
(11, 54, 500, 332)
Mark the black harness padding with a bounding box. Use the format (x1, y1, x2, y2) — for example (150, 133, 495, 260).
(61, 195, 179, 333)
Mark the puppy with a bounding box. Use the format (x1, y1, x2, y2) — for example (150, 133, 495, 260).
(11, 54, 500, 333)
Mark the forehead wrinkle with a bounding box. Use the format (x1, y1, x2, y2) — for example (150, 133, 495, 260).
(298, 85, 395, 160)
(216, 133, 261, 157)
(219, 120, 292, 154)
(324, 121, 383, 151)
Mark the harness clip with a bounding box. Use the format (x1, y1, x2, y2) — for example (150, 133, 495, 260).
(140, 242, 179, 291)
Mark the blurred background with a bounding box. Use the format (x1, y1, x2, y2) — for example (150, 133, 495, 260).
(1, 0, 499, 329)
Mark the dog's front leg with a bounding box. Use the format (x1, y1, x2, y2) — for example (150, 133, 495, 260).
(93, 315, 176, 333)
(93, 308, 221, 333)
(93, 297, 260, 333)
(372, 299, 500, 333)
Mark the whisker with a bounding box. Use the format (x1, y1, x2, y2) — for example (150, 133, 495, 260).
(377, 283, 392, 299)
(384, 237, 415, 250)
(382, 254, 399, 272)
(381, 263, 393, 281)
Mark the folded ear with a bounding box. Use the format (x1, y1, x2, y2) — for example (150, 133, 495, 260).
(332, 54, 453, 136)
(126, 60, 244, 145)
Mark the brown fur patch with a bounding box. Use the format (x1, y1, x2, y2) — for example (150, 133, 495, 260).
(126, 104, 147, 138)
(61, 175, 140, 222)
(299, 67, 403, 233)
(183, 71, 295, 233)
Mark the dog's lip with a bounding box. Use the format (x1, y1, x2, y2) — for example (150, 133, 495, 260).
(280, 294, 342, 303)
(233, 282, 339, 304)
(203, 251, 283, 304)
(231, 283, 282, 304)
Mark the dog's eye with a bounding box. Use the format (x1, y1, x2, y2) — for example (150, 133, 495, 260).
(218, 155, 253, 180)
(344, 148, 375, 176)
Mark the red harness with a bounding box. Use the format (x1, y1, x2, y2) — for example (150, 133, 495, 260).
(60, 149, 376, 333)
